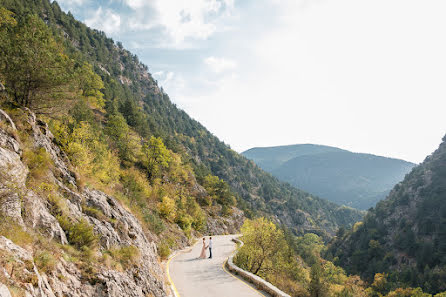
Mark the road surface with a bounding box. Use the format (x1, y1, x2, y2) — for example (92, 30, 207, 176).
(167, 235, 268, 297)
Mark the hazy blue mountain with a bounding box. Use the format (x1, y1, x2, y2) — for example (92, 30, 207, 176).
(243, 144, 415, 209)
(243, 144, 344, 172)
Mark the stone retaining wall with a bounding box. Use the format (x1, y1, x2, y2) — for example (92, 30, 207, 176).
(226, 238, 291, 297)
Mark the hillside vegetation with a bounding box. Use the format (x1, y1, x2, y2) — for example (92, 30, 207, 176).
(326, 135, 446, 294)
(0, 0, 362, 238)
(235, 217, 446, 297)
(0, 5, 246, 296)
(243, 144, 415, 209)
(0, 2, 364, 296)
(0, 2, 445, 297)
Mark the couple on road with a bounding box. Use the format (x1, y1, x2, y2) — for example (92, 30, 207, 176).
(199, 237, 213, 259)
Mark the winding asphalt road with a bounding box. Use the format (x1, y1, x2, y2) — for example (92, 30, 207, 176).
(167, 235, 268, 297)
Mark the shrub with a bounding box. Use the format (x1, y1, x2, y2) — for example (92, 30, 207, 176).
(107, 245, 140, 269)
(69, 219, 97, 248)
(22, 147, 53, 183)
(157, 241, 171, 260)
(58, 216, 97, 249)
(34, 250, 57, 274)
(175, 211, 193, 231)
(158, 195, 176, 221)
(121, 168, 152, 207)
(82, 204, 107, 221)
(191, 209, 206, 232)
(143, 210, 165, 235)
(47, 192, 69, 217)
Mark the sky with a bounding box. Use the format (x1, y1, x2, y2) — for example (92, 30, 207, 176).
(56, 0, 446, 164)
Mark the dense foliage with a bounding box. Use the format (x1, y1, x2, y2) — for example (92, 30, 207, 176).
(0, 13, 76, 112)
(0, 6, 237, 263)
(235, 218, 446, 297)
(326, 136, 446, 294)
(0, 0, 362, 237)
(243, 144, 415, 210)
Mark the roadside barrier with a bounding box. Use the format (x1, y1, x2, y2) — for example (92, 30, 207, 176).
(226, 238, 291, 297)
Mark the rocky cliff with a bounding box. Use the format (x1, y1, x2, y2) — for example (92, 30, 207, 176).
(0, 108, 170, 297)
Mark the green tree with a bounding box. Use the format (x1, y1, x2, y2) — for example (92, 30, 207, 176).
(76, 62, 105, 110)
(367, 273, 390, 297)
(0, 8, 16, 60)
(235, 218, 285, 275)
(295, 233, 325, 265)
(0, 14, 75, 112)
(105, 113, 140, 163)
(385, 287, 431, 297)
(309, 262, 329, 297)
(203, 174, 236, 214)
(142, 136, 172, 180)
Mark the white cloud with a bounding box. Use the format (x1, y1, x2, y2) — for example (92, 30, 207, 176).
(153, 71, 186, 93)
(65, 0, 445, 163)
(122, 0, 146, 10)
(55, 0, 89, 14)
(129, 41, 142, 49)
(160, 0, 446, 163)
(56, 0, 87, 7)
(85, 7, 121, 34)
(123, 0, 235, 47)
(204, 56, 237, 73)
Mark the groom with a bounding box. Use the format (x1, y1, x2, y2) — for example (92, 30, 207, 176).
(208, 237, 213, 259)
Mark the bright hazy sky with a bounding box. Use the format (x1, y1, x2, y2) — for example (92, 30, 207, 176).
(57, 0, 446, 164)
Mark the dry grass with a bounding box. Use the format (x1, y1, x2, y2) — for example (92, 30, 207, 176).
(22, 147, 54, 188)
(104, 245, 141, 270)
(0, 219, 33, 248)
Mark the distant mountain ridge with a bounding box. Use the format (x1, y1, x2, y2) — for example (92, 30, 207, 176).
(243, 144, 416, 209)
(243, 144, 344, 172)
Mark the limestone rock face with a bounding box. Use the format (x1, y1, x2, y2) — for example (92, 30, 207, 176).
(0, 145, 27, 185)
(22, 191, 68, 245)
(207, 207, 245, 235)
(0, 284, 12, 297)
(0, 109, 169, 297)
(0, 118, 27, 223)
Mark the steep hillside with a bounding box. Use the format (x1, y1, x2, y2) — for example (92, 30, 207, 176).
(243, 144, 415, 209)
(326, 135, 446, 294)
(0, 0, 362, 238)
(0, 107, 170, 297)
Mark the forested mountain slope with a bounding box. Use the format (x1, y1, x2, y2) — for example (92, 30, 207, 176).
(0, 0, 362, 237)
(0, 5, 245, 295)
(243, 144, 415, 209)
(326, 135, 446, 294)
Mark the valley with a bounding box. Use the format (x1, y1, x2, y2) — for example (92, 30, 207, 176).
(0, 1, 445, 297)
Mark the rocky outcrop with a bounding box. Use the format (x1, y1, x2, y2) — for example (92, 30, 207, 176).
(0, 236, 56, 297)
(0, 109, 169, 297)
(0, 114, 27, 224)
(206, 207, 244, 235)
(0, 284, 12, 297)
(22, 191, 68, 245)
